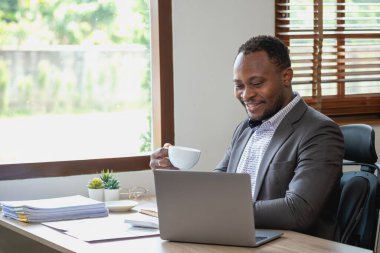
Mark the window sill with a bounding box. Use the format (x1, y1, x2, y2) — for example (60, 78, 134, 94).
(333, 116, 380, 126)
(0, 156, 150, 181)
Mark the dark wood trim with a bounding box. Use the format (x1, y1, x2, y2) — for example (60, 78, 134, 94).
(335, 116, 380, 126)
(0, 0, 174, 180)
(305, 94, 380, 117)
(336, 0, 345, 97)
(151, 0, 175, 147)
(0, 156, 150, 180)
(158, 0, 174, 145)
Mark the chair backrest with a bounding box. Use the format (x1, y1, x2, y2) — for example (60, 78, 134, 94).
(337, 171, 377, 248)
(341, 124, 378, 172)
(337, 124, 379, 250)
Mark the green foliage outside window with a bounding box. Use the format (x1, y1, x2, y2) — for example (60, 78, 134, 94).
(0, 0, 124, 45)
(0, 0, 153, 152)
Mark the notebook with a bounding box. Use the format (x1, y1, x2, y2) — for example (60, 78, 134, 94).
(153, 170, 283, 247)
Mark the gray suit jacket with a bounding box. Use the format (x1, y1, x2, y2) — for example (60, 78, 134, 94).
(215, 99, 344, 240)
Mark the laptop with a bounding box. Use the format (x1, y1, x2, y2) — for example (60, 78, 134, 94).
(153, 170, 283, 247)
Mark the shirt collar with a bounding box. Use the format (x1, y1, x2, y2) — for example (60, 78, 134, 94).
(248, 92, 301, 130)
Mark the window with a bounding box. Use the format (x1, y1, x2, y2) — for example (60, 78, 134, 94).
(275, 0, 380, 123)
(0, 0, 174, 180)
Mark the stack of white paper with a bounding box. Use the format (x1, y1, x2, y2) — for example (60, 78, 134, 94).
(1, 195, 108, 223)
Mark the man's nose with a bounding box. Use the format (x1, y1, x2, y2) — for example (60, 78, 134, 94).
(241, 86, 256, 101)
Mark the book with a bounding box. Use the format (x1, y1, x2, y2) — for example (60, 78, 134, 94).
(0, 195, 108, 223)
(139, 207, 158, 218)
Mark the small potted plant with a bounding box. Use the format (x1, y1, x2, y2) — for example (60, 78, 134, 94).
(87, 177, 104, 201)
(101, 169, 121, 201)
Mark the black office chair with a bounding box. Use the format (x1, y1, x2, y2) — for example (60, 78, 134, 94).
(336, 124, 379, 250)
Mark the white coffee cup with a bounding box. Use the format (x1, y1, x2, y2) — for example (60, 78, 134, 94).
(168, 146, 201, 170)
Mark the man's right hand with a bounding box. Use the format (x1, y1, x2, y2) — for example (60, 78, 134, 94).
(149, 143, 176, 170)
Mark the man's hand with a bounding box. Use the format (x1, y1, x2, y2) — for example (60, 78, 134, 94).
(149, 143, 176, 170)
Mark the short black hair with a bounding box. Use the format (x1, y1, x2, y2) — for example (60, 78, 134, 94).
(238, 35, 291, 70)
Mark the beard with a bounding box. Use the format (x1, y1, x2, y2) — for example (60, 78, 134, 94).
(242, 91, 287, 122)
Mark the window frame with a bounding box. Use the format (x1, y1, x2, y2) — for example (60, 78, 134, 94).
(275, 0, 380, 124)
(0, 0, 174, 180)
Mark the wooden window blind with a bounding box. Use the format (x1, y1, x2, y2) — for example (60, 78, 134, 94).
(275, 0, 380, 123)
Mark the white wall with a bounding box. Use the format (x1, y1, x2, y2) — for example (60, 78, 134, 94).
(0, 0, 379, 201)
(375, 125, 380, 157)
(171, 0, 274, 172)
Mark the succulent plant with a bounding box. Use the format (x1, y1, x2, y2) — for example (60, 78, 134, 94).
(100, 169, 112, 183)
(100, 169, 121, 189)
(87, 177, 104, 189)
(104, 177, 120, 189)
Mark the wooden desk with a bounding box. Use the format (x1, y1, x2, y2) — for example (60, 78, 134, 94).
(0, 197, 373, 253)
(0, 214, 372, 253)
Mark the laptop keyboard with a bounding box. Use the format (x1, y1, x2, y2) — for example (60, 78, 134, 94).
(256, 236, 267, 242)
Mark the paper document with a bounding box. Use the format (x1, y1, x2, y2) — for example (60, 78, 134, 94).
(1, 195, 108, 223)
(44, 214, 159, 242)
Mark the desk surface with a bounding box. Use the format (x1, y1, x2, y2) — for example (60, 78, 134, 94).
(0, 198, 373, 253)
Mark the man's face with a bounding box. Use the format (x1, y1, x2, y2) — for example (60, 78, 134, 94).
(233, 51, 292, 121)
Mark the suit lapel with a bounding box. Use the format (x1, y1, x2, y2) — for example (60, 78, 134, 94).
(253, 100, 308, 201)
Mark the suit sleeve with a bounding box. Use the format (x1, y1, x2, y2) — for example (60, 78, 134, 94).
(254, 120, 344, 232)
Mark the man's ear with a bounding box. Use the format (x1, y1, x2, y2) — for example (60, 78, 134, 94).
(282, 67, 293, 87)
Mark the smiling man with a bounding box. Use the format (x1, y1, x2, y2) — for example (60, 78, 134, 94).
(234, 50, 292, 123)
(150, 35, 344, 240)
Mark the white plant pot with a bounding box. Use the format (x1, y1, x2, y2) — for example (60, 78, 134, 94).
(104, 189, 120, 202)
(88, 188, 104, 202)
